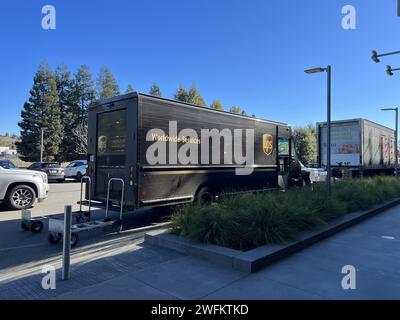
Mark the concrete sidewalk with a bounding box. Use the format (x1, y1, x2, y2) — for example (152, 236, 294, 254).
(2, 205, 400, 300)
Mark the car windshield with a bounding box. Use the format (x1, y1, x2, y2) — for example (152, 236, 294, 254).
(0, 160, 16, 169)
(67, 162, 76, 167)
(43, 163, 60, 168)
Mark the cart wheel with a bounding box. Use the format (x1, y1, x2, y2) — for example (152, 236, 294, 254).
(21, 222, 29, 231)
(30, 221, 43, 233)
(71, 233, 79, 247)
(48, 233, 61, 244)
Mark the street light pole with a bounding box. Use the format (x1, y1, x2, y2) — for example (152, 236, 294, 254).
(326, 65, 332, 194)
(396, 107, 398, 177)
(40, 128, 44, 163)
(304, 65, 332, 194)
(381, 108, 398, 177)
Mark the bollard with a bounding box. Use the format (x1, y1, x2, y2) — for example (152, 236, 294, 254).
(62, 205, 72, 280)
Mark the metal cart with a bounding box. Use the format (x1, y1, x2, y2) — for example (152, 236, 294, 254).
(47, 178, 125, 247)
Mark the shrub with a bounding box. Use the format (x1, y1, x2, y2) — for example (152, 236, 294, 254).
(170, 177, 400, 251)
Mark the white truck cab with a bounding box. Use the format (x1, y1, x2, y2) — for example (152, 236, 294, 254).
(0, 166, 49, 210)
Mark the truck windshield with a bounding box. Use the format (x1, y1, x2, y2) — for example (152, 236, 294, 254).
(97, 109, 127, 167)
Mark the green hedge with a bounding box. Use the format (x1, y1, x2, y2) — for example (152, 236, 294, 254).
(170, 176, 400, 251)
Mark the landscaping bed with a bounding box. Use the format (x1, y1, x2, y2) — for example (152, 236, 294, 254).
(170, 176, 400, 252)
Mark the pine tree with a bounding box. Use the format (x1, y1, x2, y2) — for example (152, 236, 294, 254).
(96, 67, 120, 100)
(174, 86, 189, 102)
(55, 64, 76, 161)
(72, 65, 95, 123)
(230, 106, 241, 114)
(17, 63, 63, 162)
(66, 65, 95, 159)
(149, 83, 162, 97)
(210, 99, 224, 110)
(187, 85, 206, 106)
(125, 84, 134, 93)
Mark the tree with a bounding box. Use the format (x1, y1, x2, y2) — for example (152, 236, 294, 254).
(187, 85, 206, 106)
(241, 110, 247, 116)
(72, 64, 95, 123)
(230, 106, 241, 114)
(292, 124, 317, 165)
(55, 64, 76, 161)
(174, 85, 205, 106)
(125, 84, 134, 93)
(149, 83, 162, 97)
(174, 86, 189, 102)
(210, 99, 223, 110)
(96, 67, 120, 100)
(17, 63, 63, 162)
(71, 121, 88, 156)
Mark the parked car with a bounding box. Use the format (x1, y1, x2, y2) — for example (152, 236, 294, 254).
(28, 162, 65, 182)
(64, 160, 87, 181)
(0, 159, 18, 169)
(299, 161, 327, 183)
(0, 164, 48, 210)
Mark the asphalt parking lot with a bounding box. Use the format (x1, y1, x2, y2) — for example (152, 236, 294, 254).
(0, 181, 169, 272)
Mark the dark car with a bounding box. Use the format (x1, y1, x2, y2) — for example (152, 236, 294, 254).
(28, 162, 65, 182)
(0, 159, 18, 169)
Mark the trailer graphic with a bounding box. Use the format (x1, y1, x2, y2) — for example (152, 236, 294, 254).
(317, 118, 396, 176)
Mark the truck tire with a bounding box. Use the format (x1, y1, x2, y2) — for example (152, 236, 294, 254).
(195, 186, 214, 205)
(5, 185, 36, 210)
(48, 233, 61, 244)
(71, 233, 79, 247)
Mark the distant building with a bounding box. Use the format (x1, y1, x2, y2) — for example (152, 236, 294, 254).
(0, 146, 18, 158)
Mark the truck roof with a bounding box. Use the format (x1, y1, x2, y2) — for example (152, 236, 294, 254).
(90, 92, 290, 127)
(317, 118, 395, 133)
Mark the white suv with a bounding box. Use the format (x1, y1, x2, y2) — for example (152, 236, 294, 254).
(0, 162, 49, 210)
(64, 160, 87, 181)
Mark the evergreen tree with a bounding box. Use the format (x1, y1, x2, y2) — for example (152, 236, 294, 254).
(125, 84, 134, 93)
(149, 83, 162, 97)
(210, 99, 224, 110)
(72, 64, 95, 123)
(96, 67, 120, 100)
(17, 63, 63, 162)
(174, 86, 189, 102)
(55, 64, 76, 161)
(241, 110, 247, 116)
(230, 106, 241, 114)
(187, 85, 206, 106)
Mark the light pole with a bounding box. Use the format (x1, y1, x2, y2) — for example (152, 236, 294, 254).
(40, 128, 44, 163)
(304, 66, 332, 194)
(381, 108, 399, 177)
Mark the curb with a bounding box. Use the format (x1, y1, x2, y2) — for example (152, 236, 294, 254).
(145, 198, 400, 273)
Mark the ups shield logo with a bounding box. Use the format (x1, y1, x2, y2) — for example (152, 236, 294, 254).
(262, 134, 274, 156)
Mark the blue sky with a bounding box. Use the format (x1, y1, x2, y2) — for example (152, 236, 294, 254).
(0, 0, 400, 134)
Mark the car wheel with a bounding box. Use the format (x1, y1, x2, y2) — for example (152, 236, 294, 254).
(58, 178, 65, 183)
(5, 185, 36, 210)
(76, 172, 82, 181)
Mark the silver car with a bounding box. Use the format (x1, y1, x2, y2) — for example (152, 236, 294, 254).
(0, 163, 49, 210)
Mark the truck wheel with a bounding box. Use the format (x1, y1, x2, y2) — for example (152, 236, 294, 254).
(30, 220, 43, 233)
(196, 186, 214, 205)
(48, 233, 61, 244)
(71, 233, 79, 247)
(5, 185, 35, 210)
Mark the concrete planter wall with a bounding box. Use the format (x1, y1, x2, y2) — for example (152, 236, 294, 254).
(145, 199, 400, 273)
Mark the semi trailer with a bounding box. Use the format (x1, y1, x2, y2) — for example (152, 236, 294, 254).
(317, 118, 396, 177)
(85, 92, 301, 210)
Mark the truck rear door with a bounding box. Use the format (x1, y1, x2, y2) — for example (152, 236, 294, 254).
(95, 108, 127, 202)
